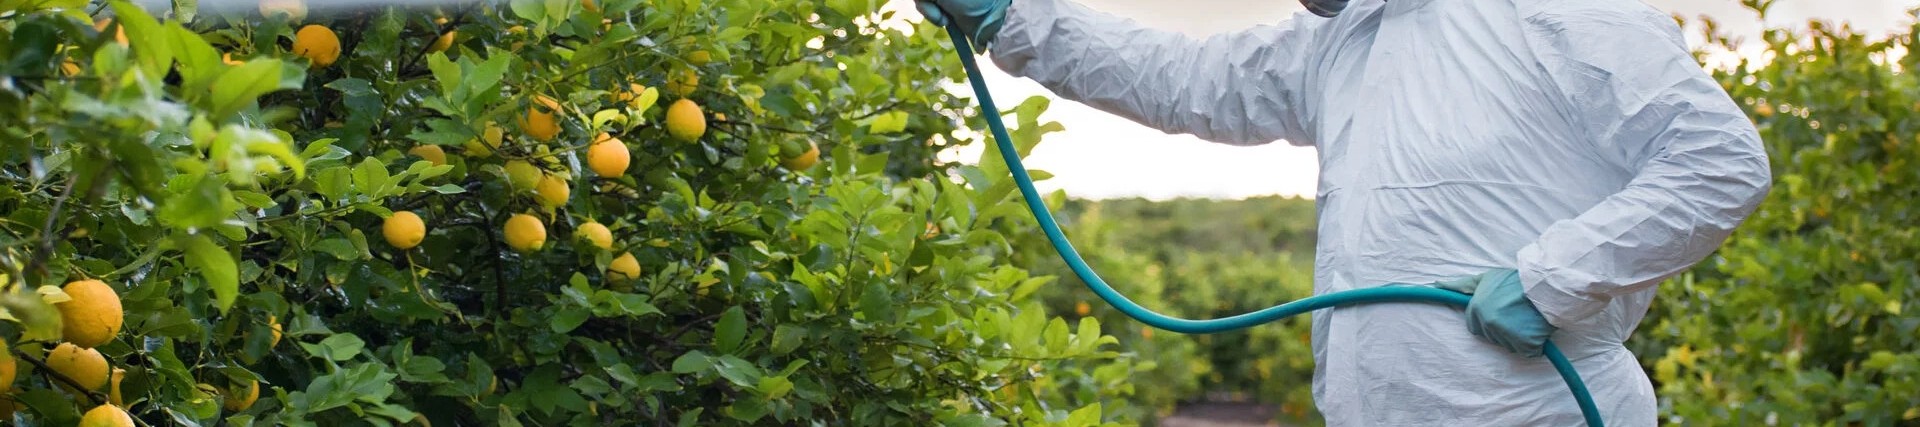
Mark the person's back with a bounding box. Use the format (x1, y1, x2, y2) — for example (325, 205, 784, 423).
(921, 0, 1772, 425)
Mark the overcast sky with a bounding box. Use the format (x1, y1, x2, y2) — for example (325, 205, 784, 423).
(896, 0, 1915, 200)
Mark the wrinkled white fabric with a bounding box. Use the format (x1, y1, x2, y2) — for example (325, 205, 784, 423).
(989, 0, 1771, 425)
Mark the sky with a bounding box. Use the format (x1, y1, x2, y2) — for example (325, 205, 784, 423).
(887, 0, 1917, 200)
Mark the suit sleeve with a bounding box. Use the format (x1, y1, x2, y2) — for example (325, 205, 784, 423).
(1515, 5, 1773, 327)
(987, 0, 1325, 146)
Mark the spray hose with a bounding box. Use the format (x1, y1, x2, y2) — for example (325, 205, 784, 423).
(940, 24, 1604, 426)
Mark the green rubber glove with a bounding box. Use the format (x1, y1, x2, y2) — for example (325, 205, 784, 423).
(916, 0, 1012, 51)
(1460, 269, 1558, 358)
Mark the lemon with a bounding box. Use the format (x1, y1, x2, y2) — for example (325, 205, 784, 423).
(587, 133, 630, 178)
(782, 141, 821, 171)
(521, 95, 563, 141)
(407, 145, 447, 166)
(505, 160, 543, 192)
(107, 368, 125, 406)
(1075, 301, 1091, 316)
(666, 68, 698, 97)
(59, 279, 123, 348)
(613, 83, 651, 109)
(224, 380, 260, 411)
(267, 315, 284, 347)
(0, 340, 14, 394)
(93, 19, 127, 46)
(62, 60, 82, 76)
(687, 50, 712, 66)
(383, 211, 427, 250)
(429, 30, 457, 53)
(665, 99, 706, 142)
(581, 0, 599, 13)
(504, 214, 547, 253)
(609, 252, 641, 282)
(293, 25, 342, 68)
(222, 53, 244, 66)
(259, 0, 306, 21)
(466, 122, 505, 157)
(48, 342, 108, 391)
(535, 174, 570, 208)
(79, 405, 133, 427)
(577, 222, 613, 250)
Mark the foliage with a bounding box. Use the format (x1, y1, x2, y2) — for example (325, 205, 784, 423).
(0, 0, 1148, 425)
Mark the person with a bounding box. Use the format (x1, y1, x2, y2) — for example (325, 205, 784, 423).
(917, 0, 1773, 425)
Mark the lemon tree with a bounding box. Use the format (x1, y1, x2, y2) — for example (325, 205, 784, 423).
(0, 0, 1139, 425)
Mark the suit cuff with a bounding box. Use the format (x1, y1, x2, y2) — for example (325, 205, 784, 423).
(1518, 249, 1609, 328)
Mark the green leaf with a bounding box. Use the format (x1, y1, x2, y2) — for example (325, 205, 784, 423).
(714, 305, 747, 354)
(941, 414, 1009, 427)
(712, 355, 763, 389)
(671, 351, 712, 374)
(427, 52, 462, 97)
(181, 234, 238, 312)
(307, 333, 366, 361)
(549, 307, 589, 333)
(770, 324, 805, 355)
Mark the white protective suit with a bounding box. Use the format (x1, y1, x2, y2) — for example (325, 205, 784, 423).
(987, 0, 1772, 425)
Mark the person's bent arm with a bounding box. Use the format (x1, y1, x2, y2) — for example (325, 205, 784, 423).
(1516, 6, 1773, 327)
(988, 0, 1325, 146)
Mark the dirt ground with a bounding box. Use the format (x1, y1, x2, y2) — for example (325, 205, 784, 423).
(1155, 401, 1287, 427)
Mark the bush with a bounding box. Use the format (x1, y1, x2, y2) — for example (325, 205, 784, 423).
(0, 0, 1145, 425)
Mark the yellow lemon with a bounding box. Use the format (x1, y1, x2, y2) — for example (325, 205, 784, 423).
(107, 368, 125, 406)
(504, 214, 547, 253)
(504, 160, 543, 192)
(47, 342, 108, 391)
(782, 141, 820, 171)
(581, 0, 599, 13)
(665, 99, 706, 142)
(221, 53, 244, 66)
(521, 95, 563, 141)
(612, 83, 651, 109)
(429, 30, 457, 53)
(59, 279, 123, 348)
(0, 340, 14, 394)
(93, 19, 127, 46)
(609, 252, 641, 282)
(223, 380, 260, 412)
(577, 222, 613, 250)
(267, 315, 284, 348)
(587, 133, 630, 178)
(407, 145, 446, 166)
(466, 122, 505, 157)
(535, 174, 570, 208)
(259, 0, 307, 21)
(79, 405, 133, 427)
(1075, 301, 1091, 316)
(666, 68, 698, 97)
(62, 60, 83, 76)
(383, 211, 427, 250)
(687, 50, 712, 66)
(293, 25, 342, 68)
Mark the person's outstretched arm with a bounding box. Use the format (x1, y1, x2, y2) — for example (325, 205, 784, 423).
(1516, 4, 1773, 327)
(987, 0, 1327, 146)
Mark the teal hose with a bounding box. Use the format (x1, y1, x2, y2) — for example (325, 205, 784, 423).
(941, 24, 1604, 426)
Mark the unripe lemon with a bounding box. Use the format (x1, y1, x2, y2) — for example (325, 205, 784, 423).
(0, 340, 14, 394)
(609, 252, 641, 282)
(504, 214, 547, 253)
(79, 404, 133, 427)
(107, 368, 125, 406)
(407, 145, 446, 166)
(783, 142, 821, 171)
(293, 25, 342, 68)
(535, 174, 570, 208)
(666, 69, 698, 97)
(577, 222, 613, 250)
(504, 160, 543, 192)
(521, 95, 563, 141)
(47, 342, 108, 391)
(383, 211, 427, 250)
(58, 279, 123, 348)
(665, 99, 706, 142)
(587, 133, 630, 178)
(259, 0, 306, 21)
(224, 380, 260, 411)
(687, 50, 712, 66)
